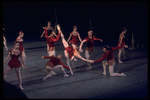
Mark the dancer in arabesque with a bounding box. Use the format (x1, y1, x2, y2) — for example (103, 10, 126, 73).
(57, 25, 93, 75)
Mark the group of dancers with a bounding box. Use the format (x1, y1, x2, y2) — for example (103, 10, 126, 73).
(3, 21, 128, 90)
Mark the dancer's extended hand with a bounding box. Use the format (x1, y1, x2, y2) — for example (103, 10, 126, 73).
(57, 25, 61, 31)
(23, 65, 29, 70)
(42, 27, 46, 29)
(89, 60, 94, 63)
(124, 45, 128, 48)
(79, 48, 83, 53)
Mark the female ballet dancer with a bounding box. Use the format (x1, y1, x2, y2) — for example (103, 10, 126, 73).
(79, 30, 103, 70)
(67, 26, 82, 49)
(57, 25, 92, 75)
(3, 28, 8, 51)
(90, 44, 128, 77)
(44, 30, 60, 56)
(40, 21, 55, 38)
(16, 31, 26, 62)
(3, 41, 28, 90)
(41, 21, 58, 56)
(42, 54, 71, 80)
(117, 28, 127, 63)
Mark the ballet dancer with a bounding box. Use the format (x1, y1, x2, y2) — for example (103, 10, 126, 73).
(57, 25, 92, 75)
(3, 41, 28, 90)
(117, 28, 127, 63)
(90, 44, 128, 77)
(79, 30, 103, 70)
(42, 54, 70, 80)
(67, 26, 82, 49)
(40, 21, 55, 38)
(44, 29, 60, 56)
(3, 28, 8, 51)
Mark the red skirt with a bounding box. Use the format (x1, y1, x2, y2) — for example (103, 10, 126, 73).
(8, 60, 21, 69)
(69, 39, 78, 45)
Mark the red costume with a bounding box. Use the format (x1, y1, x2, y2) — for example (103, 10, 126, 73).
(8, 48, 22, 69)
(69, 32, 79, 45)
(43, 56, 70, 70)
(117, 34, 125, 47)
(84, 36, 102, 52)
(94, 45, 125, 63)
(65, 45, 75, 59)
(44, 29, 60, 51)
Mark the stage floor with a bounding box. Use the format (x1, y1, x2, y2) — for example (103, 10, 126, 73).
(3, 40, 148, 99)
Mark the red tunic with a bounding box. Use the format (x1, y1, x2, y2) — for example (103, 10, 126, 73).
(65, 45, 75, 59)
(43, 56, 70, 70)
(69, 32, 79, 45)
(84, 36, 102, 52)
(94, 45, 125, 63)
(117, 34, 125, 47)
(8, 48, 22, 69)
(45, 31, 60, 48)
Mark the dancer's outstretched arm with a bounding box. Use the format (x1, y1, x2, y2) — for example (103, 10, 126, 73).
(41, 27, 46, 38)
(73, 49, 92, 62)
(93, 36, 103, 42)
(79, 39, 86, 52)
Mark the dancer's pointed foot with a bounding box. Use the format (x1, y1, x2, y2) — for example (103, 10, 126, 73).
(86, 67, 92, 70)
(118, 60, 123, 63)
(20, 85, 23, 90)
(70, 69, 73, 75)
(64, 74, 69, 77)
(43, 74, 52, 81)
(121, 73, 127, 76)
(102, 72, 106, 75)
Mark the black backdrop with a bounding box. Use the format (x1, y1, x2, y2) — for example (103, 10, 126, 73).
(3, 1, 148, 47)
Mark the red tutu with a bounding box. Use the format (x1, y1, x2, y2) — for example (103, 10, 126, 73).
(69, 39, 78, 45)
(8, 49, 21, 69)
(65, 46, 75, 59)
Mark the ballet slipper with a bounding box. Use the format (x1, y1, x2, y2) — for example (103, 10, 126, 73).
(70, 69, 73, 75)
(102, 72, 106, 75)
(118, 60, 123, 63)
(64, 74, 69, 77)
(86, 67, 92, 70)
(43, 74, 52, 81)
(121, 73, 127, 76)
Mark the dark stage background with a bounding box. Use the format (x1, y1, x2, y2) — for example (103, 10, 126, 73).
(3, 1, 148, 47)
